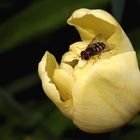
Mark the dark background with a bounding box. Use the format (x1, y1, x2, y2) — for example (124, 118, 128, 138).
(0, 0, 140, 140)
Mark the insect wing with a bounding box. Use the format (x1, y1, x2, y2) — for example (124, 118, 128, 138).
(102, 43, 115, 52)
(94, 34, 115, 52)
(87, 33, 115, 53)
(88, 34, 104, 47)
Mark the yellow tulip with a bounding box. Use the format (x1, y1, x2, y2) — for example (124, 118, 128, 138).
(38, 8, 140, 133)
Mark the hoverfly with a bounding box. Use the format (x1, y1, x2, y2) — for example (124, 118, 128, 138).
(80, 34, 113, 60)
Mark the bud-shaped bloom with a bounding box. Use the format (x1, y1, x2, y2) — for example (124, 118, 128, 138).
(38, 8, 140, 133)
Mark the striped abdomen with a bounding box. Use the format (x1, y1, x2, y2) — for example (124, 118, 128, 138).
(80, 42, 106, 60)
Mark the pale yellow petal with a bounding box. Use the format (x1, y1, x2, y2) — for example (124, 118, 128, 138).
(60, 62, 74, 76)
(67, 8, 116, 40)
(72, 51, 140, 133)
(67, 8, 133, 54)
(53, 68, 74, 101)
(62, 51, 77, 62)
(38, 9, 140, 134)
(69, 41, 90, 56)
(38, 51, 72, 118)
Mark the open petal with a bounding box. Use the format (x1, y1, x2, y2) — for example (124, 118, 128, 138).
(38, 51, 73, 118)
(62, 51, 77, 62)
(67, 8, 116, 40)
(53, 68, 74, 101)
(67, 8, 133, 54)
(38, 9, 140, 133)
(72, 51, 140, 133)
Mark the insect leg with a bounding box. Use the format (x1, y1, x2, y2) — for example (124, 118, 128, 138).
(90, 56, 96, 64)
(97, 53, 101, 59)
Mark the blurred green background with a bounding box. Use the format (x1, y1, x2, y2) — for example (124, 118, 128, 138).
(0, 0, 140, 140)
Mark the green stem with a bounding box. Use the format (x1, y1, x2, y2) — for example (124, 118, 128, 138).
(4, 72, 39, 94)
(112, 0, 125, 23)
(0, 87, 30, 117)
(110, 129, 122, 140)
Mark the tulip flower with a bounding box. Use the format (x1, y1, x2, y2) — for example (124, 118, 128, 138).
(38, 8, 140, 133)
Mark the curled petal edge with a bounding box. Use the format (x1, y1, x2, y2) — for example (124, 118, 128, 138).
(67, 8, 133, 53)
(38, 51, 72, 118)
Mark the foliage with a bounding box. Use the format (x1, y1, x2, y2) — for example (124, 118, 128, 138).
(0, 0, 140, 140)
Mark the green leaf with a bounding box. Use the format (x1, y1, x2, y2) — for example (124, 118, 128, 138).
(128, 28, 140, 50)
(110, 129, 122, 140)
(4, 72, 39, 94)
(122, 129, 140, 140)
(0, 1, 13, 9)
(0, 0, 111, 53)
(112, 0, 125, 23)
(0, 87, 30, 117)
(129, 115, 140, 126)
(44, 109, 73, 136)
(128, 28, 140, 65)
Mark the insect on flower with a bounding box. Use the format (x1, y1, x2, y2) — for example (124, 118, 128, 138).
(80, 34, 114, 60)
(38, 8, 140, 134)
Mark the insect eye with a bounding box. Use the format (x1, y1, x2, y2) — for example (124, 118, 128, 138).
(80, 51, 89, 60)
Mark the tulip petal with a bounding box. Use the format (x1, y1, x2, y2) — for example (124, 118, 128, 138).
(67, 8, 116, 40)
(72, 51, 140, 133)
(38, 9, 140, 134)
(67, 8, 133, 53)
(62, 51, 77, 62)
(53, 68, 74, 101)
(38, 51, 72, 118)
